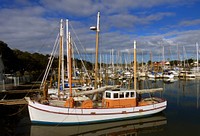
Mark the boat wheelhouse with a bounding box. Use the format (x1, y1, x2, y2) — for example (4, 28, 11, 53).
(103, 89, 137, 108)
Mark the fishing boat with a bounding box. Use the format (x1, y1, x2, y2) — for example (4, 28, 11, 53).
(25, 12, 167, 125)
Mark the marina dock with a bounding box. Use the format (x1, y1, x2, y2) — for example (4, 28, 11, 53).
(0, 88, 41, 105)
(0, 99, 27, 105)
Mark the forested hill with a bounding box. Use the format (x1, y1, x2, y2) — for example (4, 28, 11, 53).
(0, 41, 53, 77)
(0, 41, 93, 79)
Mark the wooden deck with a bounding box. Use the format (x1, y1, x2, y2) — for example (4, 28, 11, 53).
(0, 88, 41, 105)
(0, 99, 27, 105)
(0, 89, 41, 94)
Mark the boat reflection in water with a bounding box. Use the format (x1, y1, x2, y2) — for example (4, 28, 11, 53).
(30, 113, 167, 136)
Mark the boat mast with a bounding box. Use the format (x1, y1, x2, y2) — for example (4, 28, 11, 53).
(90, 12, 100, 89)
(150, 51, 153, 70)
(134, 40, 137, 91)
(196, 42, 199, 72)
(100, 52, 102, 85)
(66, 19, 70, 80)
(95, 12, 100, 89)
(61, 21, 65, 90)
(68, 32, 72, 97)
(162, 44, 165, 68)
(142, 50, 144, 70)
(58, 19, 64, 97)
(112, 49, 114, 73)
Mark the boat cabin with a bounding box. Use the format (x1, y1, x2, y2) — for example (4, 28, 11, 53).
(179, 71, 196, 78)
(102, 89, 137, 108)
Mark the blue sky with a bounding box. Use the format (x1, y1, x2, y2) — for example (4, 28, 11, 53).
(0, 0, 200, 63)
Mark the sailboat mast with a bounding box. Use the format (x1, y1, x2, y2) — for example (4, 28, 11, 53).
(142, 50, 144, 69)
(68, 32, 72, 97)
(162, 44, 165, 68)
(58, 19, 64, 97)
(66, 19, 70, 79)
(150, 51, 153, 70)
(100, 52, 102, 84)
(61, 21, 65, 90)
(94, 12, 100, 89)
(134, 40, 137, 91)
(197, 42, 199, 72)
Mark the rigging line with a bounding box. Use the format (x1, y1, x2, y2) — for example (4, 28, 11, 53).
(41, 33, 60, 88)
(7, 103, 27, 116)
(72, 39, 92, 79)
(42, 41, 59, 86)
(69, 22, 92, 63)
(36, 22, 60, 53)
(30, 33, 58, 90)
(1, 94, 7, 100)
(170, 45, 177, 67)
(55, 108, 77, 127)
(17, 27, 61, 99)
(45, 37, 59, 75)
(20, 23, 59, 73)
(41, 35, 57, 86)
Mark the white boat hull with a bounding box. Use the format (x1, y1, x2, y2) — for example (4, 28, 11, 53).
(147, 73, 162, 78)
(26, 97, 167, 125)
(162, 74, 174, 79)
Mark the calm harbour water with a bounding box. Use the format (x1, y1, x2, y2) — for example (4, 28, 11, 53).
(1, 78, 200, 136)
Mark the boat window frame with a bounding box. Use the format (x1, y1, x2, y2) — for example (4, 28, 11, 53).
(125, 92, 129, 98)
(104, 90, 136, 99)
(113, 93, 118, 98)
(106, 92, 111, 98)
(119, 92, 124, 98)
(131, 92, 135, 97)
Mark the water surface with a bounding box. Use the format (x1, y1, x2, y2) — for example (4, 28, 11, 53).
(1, 78, 200, 136)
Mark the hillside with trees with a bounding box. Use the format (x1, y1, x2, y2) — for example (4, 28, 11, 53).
(0, 41, 93, 81)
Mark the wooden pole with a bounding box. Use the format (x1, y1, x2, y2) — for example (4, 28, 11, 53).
(94, 12, 100, 89)
(43, 81, 48, 100)
(64, 32, 74, 108)
(134, 40, 137, 91)
(68, 32, 72, 97)
(57, 19, 64, 98)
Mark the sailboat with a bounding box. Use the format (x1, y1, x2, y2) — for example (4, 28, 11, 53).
(25, 12, 167, 125)
(192, 42, 200, 77)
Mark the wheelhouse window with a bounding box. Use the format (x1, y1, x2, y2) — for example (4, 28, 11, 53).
(114, 93, 118, 98)
(106, 92, 111, 98)
(131, 92, 135, 97)
(125, 92, 129, 98)
(119, 92, 124, 98)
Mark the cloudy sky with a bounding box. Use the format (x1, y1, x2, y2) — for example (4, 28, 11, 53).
(0, 0, 200, 63)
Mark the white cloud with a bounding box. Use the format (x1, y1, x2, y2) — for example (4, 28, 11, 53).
(0, 0, 199, 62)
(103, 12, 174, 30)
(0, 6, 59, 52)
(179, 19, 200, 26)
(41, 0, 101, 16)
